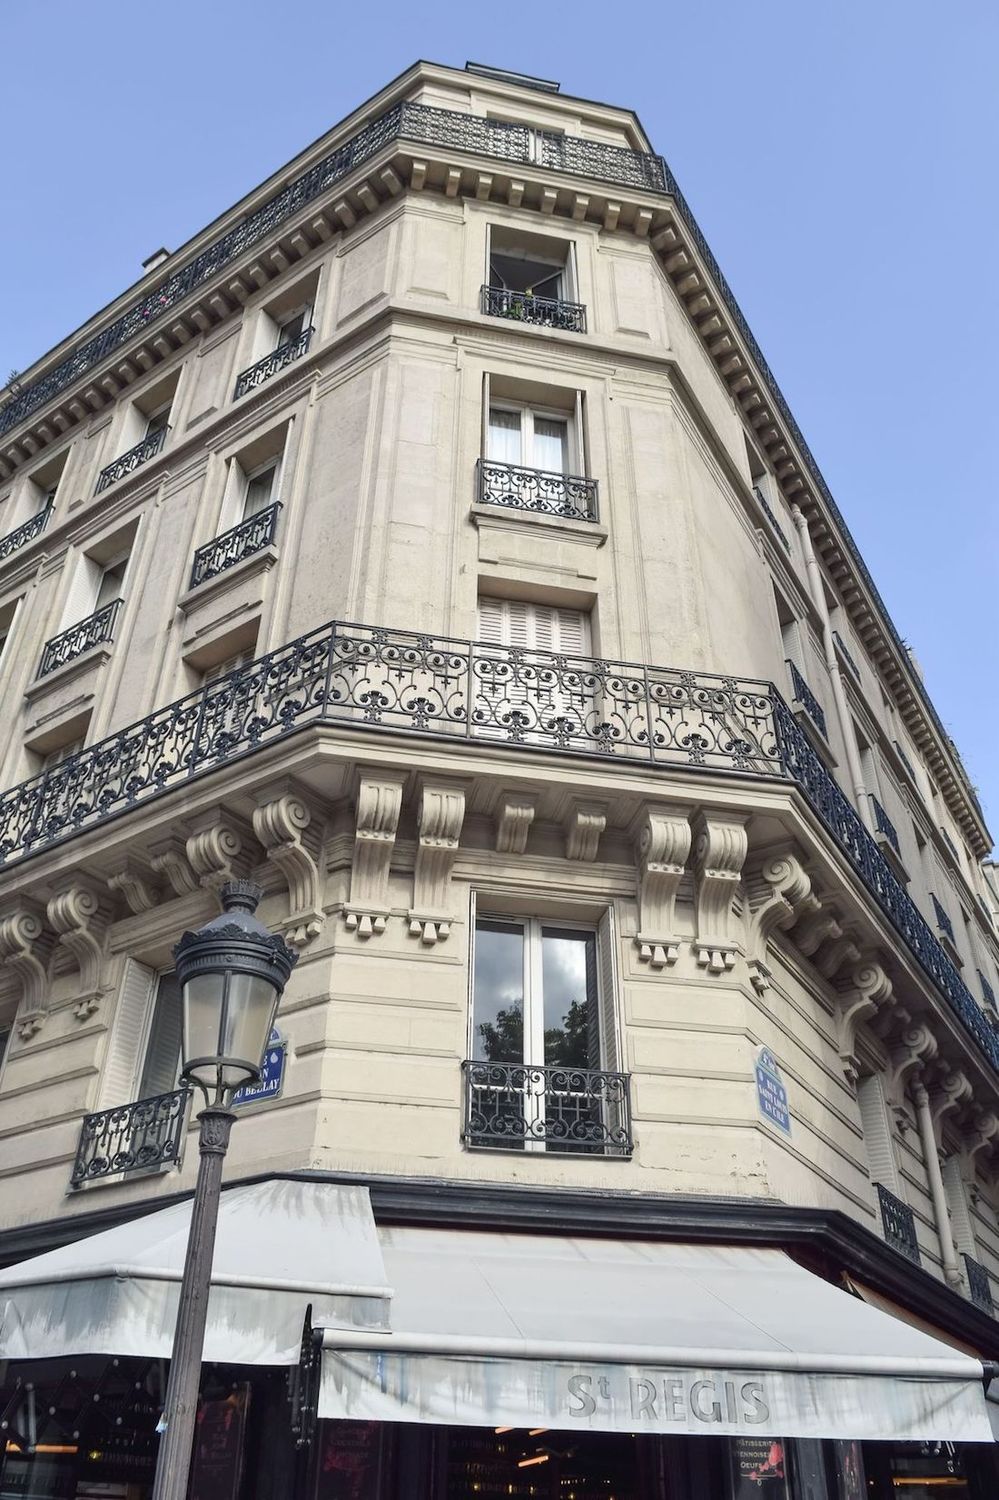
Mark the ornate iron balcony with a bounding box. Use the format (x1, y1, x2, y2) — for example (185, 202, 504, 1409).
(0, 503, 52, 564)
(37, 598, 122, 678)
(931, 893, 955, 944)
(979, 971, 997, 1013)
(875, 1183, 920, 1265)
(476, 457, 598, 521)
(832, 629, 861, 682)
(94, 426, 167, 494)
(894, 740, 918, 785)
(462, 1059, 632, 1156)
(786, 659, 827, 739)
(871, 795, 901, 857)
(70, 1087, 189, 1187)
(190, 502, 281, 588)
(234, 327, 314, 399)
(941, 827, 961, 862)
(480, 284, 586, 333)
(752, 486, 790, 553)
(963, 1253, 994, 1315)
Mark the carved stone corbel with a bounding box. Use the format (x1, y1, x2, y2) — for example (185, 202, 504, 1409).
(744, 851, 814, 991)
(345, 772, 405, 938)
(815, 930, 863, 981)
(794, 908, 841, 958)
(253, 789, 326, 948)
(409, 781, 466, 945)
(185, 812, 249, 895)
(495, 795, 536, 855)
(149, 831, 200, 896)
(835, 958, 893, 1084)
(0, 901, 52, 1040)
(565, 801, 607, 862)
(106, 856, 159, 915)
(888, 1022, 938, 1100)
(964, 1111, 999, 1169)
(632, 804, 691, 970)
(46, 878, 110, 1021)
(929, 1067, 973, 1150)
(692, 812, 748, 974)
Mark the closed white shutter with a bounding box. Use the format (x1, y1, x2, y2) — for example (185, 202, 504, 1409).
(596, 906, 621, 1073)
(137, 973, 183, 1098)
(100, 960, 157, 1108)
(60, 553, 102, 629)
(857, 1072, 901, 1196)
(477, 598, 591, 743)
(942, 1155, 976, 1257)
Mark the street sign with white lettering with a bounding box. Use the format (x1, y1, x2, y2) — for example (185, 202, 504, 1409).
(755, 1047, 791, 1135)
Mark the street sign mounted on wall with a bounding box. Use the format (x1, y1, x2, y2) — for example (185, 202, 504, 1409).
(755, 1047, 791, 1135)
(232, 1028, 286, 1109)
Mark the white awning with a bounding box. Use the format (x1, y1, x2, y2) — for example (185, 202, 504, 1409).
(318, 1229, 997, 1443)
(0, 1180, 390, 1366)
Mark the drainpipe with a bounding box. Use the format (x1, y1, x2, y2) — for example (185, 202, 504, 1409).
(911, 1079, 963, 1289)
(791, 506, 876, 834)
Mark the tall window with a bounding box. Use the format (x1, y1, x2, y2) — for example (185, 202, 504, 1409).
(488, 405, 571, 474)
(488, 247, 565, 301)
(242, 459, 280, 520)
(101, 963, 182, 1109)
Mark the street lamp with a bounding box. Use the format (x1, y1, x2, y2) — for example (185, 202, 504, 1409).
(151, 880, 297, 1500)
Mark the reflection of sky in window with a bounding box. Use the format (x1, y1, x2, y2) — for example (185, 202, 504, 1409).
(472, 921, 523, 1062)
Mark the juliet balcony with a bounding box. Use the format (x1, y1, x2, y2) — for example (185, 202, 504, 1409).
(37, 598, 122, 679)
(189, 503, 282, 589)
(462, 1060, 632, 1157)
(94, 427, 167, 494)
(475, 457, 599, 522)
(0, 616, 997, 1081)
(871, 795, 902, 858)
(234, 326, 314, 399)
(480, 284, 587, 333)
(0, 503, 52, 565)
(875, 1183, 920, 1265)
(70, 1088, 190, 1188)
(786, 659, 828, 739)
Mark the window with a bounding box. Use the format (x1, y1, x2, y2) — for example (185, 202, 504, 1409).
(95, 556, 128, 611)
(201, 648, 252, 686)
(478, 596, 589, 654)
(488, 404, 571, 474)
(144, 404, 171, 440)
(489, 248, 564, 301)
(40, 738, 84, 771)
(242, 459, 280, 520)
(275, 307, 309, 349)
(466, 909, 626, 1154)
(102, 963, 182, 1108)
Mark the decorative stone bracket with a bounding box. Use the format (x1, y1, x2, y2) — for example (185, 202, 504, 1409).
(148, 832, 200, 897)
(835, 958, 894, 1084)
(744, 849, 814, 994)
(0, 900, 52, 1040)
(692, 812, 748, 974)
(253, 788, 326, 948)
(409, 781, 467, 945)
(106, 855, 160, 915)
(46, 877, 110, 1021)
(345, 772, 405, 938)
(565, 801, 607, 862)
(185, 811, 251, 895)
(495, 794, 536, 855)
(632, 804, 691, 970)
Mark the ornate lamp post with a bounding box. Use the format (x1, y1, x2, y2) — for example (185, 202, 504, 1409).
(151, 880, 297, 1500)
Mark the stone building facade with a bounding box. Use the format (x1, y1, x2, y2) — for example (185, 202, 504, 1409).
(0, 58, 997, 1500)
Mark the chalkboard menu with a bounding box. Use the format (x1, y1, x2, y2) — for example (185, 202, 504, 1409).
(729, 1436, 789, 1499)
(314, 1422, 384, 1500)
(188, 1385, 250, 1500)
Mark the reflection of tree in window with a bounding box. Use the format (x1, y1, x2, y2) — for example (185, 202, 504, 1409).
(472, 919, 598, 1068)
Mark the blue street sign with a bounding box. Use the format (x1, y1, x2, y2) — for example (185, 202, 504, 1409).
(755, 1047, 791, 1135)
(232, 1028, 286, 1108)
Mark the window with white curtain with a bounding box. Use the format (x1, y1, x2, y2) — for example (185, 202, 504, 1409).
(242, 459, 280, 520)
(488, 405, 572, 474)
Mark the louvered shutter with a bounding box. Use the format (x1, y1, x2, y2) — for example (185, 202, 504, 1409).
(60, 553, 102, 629)
(100, 960, 157, 1108)
(596, 907, 621, 1073)
(942, 1156, 976, 1257)
(857, 1073, 901, 1196)
(137, 973, 183, 1098)
(476, 599, 591, 743)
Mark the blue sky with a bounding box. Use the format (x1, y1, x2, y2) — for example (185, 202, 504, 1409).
(4, 1, 996, 842)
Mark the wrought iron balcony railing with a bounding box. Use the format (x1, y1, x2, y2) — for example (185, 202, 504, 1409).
(234, 327, 314, 399)
(963, 1253, 994, 1314)
(70, 1087, 189, 1187)
(462, 1059, 632, 1156)
(480, 284, 587, 333)
(0, 503, 53, 565)
(871, 795, 901, 857)
(894, 740, 918, 786)
(1, 615, 998, 1081)
(931, 893, 956, 944)
(476, 457, 598, 521)
(37, 598, 122, 678)
(190, 502, 282, 589)
(786, 659, 827, 739)
(941, 828, 961, 863)
(751, 486, 790, 553)
(875, 1183, 920, 1265)
(832, 629, 861, 683)
(979, 971, 997, 1013)
(94, 427, 167, 494)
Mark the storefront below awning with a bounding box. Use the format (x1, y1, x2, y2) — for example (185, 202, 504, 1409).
(317, 1229, 998, 1444)
(0, 1180, 390, 1366)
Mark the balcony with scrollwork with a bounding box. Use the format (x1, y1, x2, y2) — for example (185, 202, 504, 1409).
(462, 1059, 632, 1156)
(70, 1088, 189, 1187)
(0, 503, 52, 565)
(786, 659, 828, 739)
(475, 457, 598, 522)
(1, 616, 998, 1084)
(875, 1183, 920, 1264)
(94, 427, 167, 494)
(480, 284, 587, 333)
(963, 1253, 995, 1314)
(234, 326, 314, 399)
(37, 598, 122, 679)
(189, 502, 281, 589)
